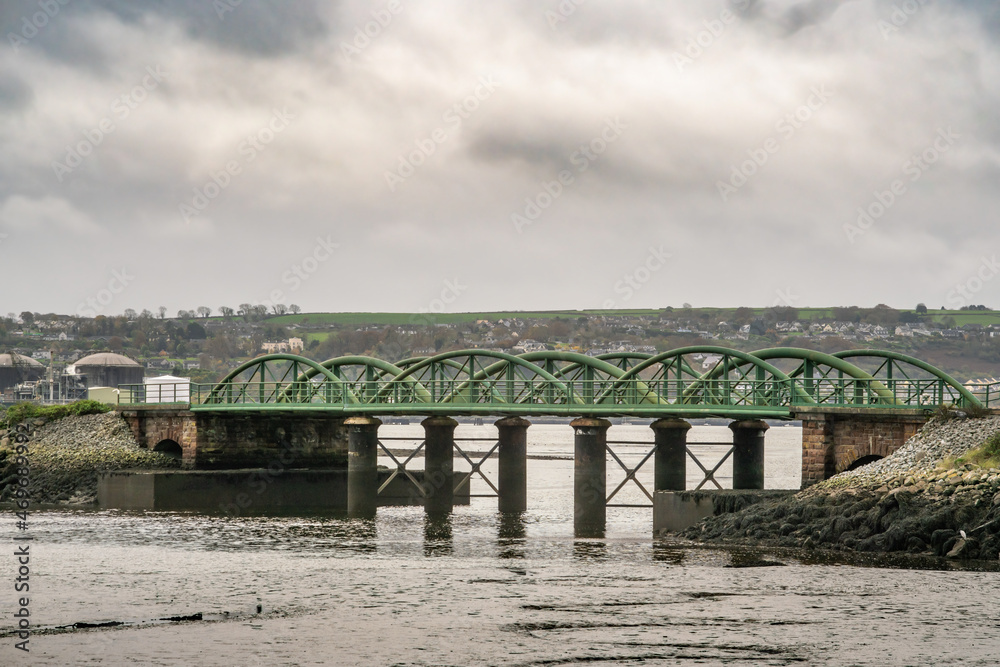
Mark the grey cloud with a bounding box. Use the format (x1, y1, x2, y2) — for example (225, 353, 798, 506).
(771, 0, 855, 35)
(6, 0, 331, 65)
(1, 0, 999, 314)
(0, 70, 32, 111)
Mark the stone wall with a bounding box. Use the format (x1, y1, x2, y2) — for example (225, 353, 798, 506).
(119, 408, 348, 469)
(799, 409, 926, 488)
(195, 413, 348, 469)
(120, 407, 198, 465)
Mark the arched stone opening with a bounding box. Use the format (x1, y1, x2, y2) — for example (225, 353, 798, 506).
(153, 439, 183, 459)
(846, 454, 883, 471)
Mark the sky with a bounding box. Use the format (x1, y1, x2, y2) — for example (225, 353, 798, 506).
(1, 0, 998, 318)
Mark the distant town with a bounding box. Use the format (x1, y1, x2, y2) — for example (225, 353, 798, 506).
(2, 303, 1000, 403)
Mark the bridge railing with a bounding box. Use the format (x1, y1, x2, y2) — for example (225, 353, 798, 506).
(964, 382, 1000, 408)
(116, 376, 992, 411)
(788, 376, 971, 408)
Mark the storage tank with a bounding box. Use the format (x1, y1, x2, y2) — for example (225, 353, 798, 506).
(72, 352, 144, 389)
(0, 353, 45, 391)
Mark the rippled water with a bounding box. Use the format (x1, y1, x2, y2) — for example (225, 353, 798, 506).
(4, 423, 999, 666)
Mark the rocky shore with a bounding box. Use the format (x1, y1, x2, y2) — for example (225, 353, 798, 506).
(0, 412, 179, 505)
(683, 415, 1000, 561)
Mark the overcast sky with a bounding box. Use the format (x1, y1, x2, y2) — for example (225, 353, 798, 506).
(1, 0, 998, 317)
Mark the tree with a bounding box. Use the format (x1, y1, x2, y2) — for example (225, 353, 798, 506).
(732, 307, 754, 326)
(289, 304, 301, 314)
(238, 303, 252, 321)
(19, 311, 33, 327)
(272, 304, 288, 315)
(140, 309, 153, 320)
(219, 306, 234, 320)
(124, 308, 137, 320)
(206, 334, 236, 359)
(186, 322, 207, 339)
(916, 303, 928, 314)
(197, 306, 212, 319)
(108, 336, 124, 351)
(158, 306, 167, 319)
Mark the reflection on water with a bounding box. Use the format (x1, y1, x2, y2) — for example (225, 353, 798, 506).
(8, 424, 1000, 665)
(423, 511, 453, 556)
(572, 539, 607, 561)
(652, 539, 686, 565)
(498, 511, 527, 559)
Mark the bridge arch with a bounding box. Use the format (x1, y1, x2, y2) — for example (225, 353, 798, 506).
(612, 346, 802, 408)
(831, 349, 981, 408)
(383, 349, 572, 408)
(153, 438, 183, 458)
(287, 355, 430, 405)
(207, 353, 348, 405)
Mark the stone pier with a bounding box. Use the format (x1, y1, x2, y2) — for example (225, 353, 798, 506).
(796, 407, 927, 488)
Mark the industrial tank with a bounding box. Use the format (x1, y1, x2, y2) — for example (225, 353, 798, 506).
(0, 353, 45, 391)
(72, 352, 144, 388)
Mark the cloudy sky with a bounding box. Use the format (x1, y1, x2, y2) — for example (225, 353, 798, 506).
(1, 0, 998, 317)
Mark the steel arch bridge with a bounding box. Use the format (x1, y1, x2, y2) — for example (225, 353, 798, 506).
(165, 347, 992, 419)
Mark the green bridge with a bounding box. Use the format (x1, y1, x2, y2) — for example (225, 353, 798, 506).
(122, 346, 995, 419)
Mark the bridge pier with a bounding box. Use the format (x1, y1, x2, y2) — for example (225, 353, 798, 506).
(651, 418, 690, 491)
(730, 420, 768, 489)
(495, 416, 530, 513)
(346, 416, 381, 518)
(572, 417, 611, 538)
(796, 408, 928, 488)
(422, 416, 458, 514)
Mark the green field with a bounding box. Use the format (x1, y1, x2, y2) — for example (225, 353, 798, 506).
(268, 310, 659, 326)
(263, 306, 934, 327)
(925, 311, 1000, 326)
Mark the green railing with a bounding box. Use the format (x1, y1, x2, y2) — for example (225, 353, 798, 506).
(116, 377, 996, 417)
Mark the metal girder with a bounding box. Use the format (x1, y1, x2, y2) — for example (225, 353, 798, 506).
(191, 347, 984, 417)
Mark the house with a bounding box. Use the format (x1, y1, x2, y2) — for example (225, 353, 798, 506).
(513, 339, 547, 353)
(700, 354, 722, 370)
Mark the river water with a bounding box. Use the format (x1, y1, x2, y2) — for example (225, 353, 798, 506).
(4, 423, 1000, 665)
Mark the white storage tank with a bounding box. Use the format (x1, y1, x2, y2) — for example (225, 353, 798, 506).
(143, 375, 190, 403)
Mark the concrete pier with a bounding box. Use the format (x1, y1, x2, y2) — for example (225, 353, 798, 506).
(572, 417, 611, 538)
(495, 416, 530, 513)
(730, 420, 768, 490)
(346, 416, 381, 518)
(422, 416, 458, 513)
(650, 418, 690, 491)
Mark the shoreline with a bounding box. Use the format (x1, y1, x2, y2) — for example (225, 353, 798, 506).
(678, 414, 1000, 564)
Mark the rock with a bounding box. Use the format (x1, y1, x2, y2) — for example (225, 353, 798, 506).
(1, 413, 180, 504)
(946, 537, 979, 559)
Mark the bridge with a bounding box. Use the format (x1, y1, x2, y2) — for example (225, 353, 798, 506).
(113, 347, 996, 535)
(142, 346, 987, 417)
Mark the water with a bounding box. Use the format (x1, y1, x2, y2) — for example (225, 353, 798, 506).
(4, 423, 1000, 666)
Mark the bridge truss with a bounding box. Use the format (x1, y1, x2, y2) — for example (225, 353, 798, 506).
(169, 347, 986, 418)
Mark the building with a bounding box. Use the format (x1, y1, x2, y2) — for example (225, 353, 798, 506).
(69, 352, 144, 389)
(0, 353, 45, 392)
